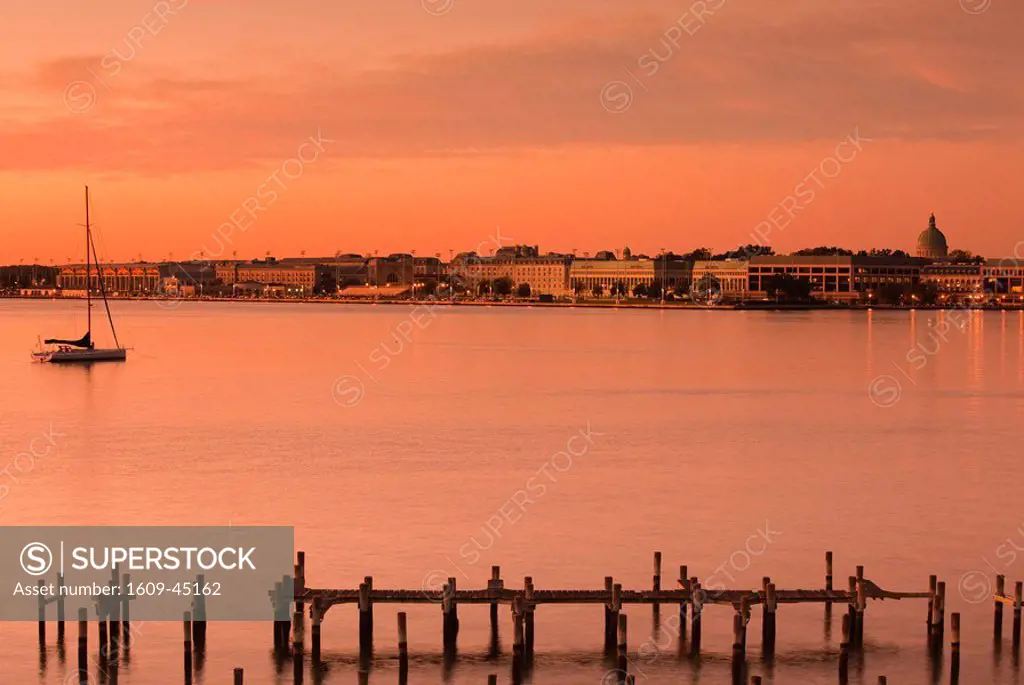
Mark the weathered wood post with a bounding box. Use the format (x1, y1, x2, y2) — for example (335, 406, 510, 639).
(690, 579, 703, 658)
(846, 576, 857, 648)
(358, 581, 372, 656)
(442, 577, 460, 652)
(825, 551, 833, 616)
(109, 568, 121, 659)
(295, 553, 305, 645)
(77, 608, 87, 682)
(604, 577, 615, 653)
(617, 613, 628, 685)
(678, 565, 688, 640)
(935, 581, 946, 643)
(927, 575, 937, 642)
(839, 613, 850, 685)
(739, 595, 750, 652)
(609, 583, 622, 655)
(311, 597, 322, 663)
(524, 577, 535, 657)
(292, 600, 304, 655)
(488, 676, 497, 685)
(511, 596, 525, 685)
(97, 602, 108, 663)
(951, 611, 961, 684)
(57, 573, 65, 643)
(1014, 581, 1022, 651)
(120, 572, 130, 649)
(397, 611, 408, 674)
(752, 677, 762, 685)
(364, 575, 374, 636)
(731, 611, 745, 685)
(233, 667, 244, 684)
(183, 611, 193, 685)
(37, 579, 46, 647)
(272, 581, 283, 651)
(489, 566, 502, 644)
(653, 552, 662, 592)
(764, 582, 777, 657)
(878, 677, 887, 684)
(996, 575, 1006, 641)
(856, 573, 866, 646)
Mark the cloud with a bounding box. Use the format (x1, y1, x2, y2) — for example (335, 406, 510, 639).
(0, 0, 1020, 173)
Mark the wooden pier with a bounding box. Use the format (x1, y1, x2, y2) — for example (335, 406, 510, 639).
(267, 550, 935, 685)
(37, 550, 1024, 685)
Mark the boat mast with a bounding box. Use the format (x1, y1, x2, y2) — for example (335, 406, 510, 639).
(85, 185, 91, 343)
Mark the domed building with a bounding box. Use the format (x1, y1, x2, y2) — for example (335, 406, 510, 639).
(916, 213, 949, 258)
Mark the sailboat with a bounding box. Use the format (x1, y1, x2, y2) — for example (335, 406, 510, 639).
(32, 187, 127, 364)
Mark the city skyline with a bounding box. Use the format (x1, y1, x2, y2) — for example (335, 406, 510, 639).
(2, 0, 1022, 262)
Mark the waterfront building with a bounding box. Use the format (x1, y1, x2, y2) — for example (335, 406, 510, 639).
(746, 255, 928, 300)
(921, 263, 983, 297)
(982, 260, 1024, 302)
(453, 245, 572, 297)
(235, 262, 329, 296)
(916, 214, 949, 258)
(368, 254, 414, 286)
(569, 250, 691, 296)
(58, 263, 162, 295)
(692, 260, 750, 300)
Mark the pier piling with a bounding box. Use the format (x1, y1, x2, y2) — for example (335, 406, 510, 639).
(311, 597, 322, 663)
(77, 608, 87, 684)
(120, 572, 130, 649)
(37, 579, 45, 647)
(1014, 581, 1022, 652)
(358, 581, 372, 656)
(489, 566, 502, 645)
(951, 611, 961, 684)
(764, 582, 777, 657)
(996, 575, 1006, 642)
(57, 573, 66, 643)
(511, 596, 525, 685)
(233, 667, 244, 685)
(678, 565, 688, 641)
(183, 611, 193, 685)
(604, 577, 615, 653)
(927, 575, 936, 642)
(397, 611, 408, 673)
(732, 611, 745, 685)
(839, 613, 850, 685)
(617, 613, 628, 685)
(690, 579, 703, 658)
(524, 577, 535, 657)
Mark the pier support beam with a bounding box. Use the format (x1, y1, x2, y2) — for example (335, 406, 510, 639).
(37, 579, 45, 647)
(511, 597, 525, 685)
(731, 611, 746, 685)
(951, 612, 961, 684)
(763, 582, 777, 657)
(678, 566, 688, 643)
(397, 611, 408, 676)
(524, 577, 535, 657)
(855, 567, 866, 647)
(689, 579, 703, 658)
(839, 613, 850, 685)
(183, 611, 193, 685)
(488, 566, 502, 649)
(120, 573, 130, 650)
(1014, 581, 1022, 652)
(603, 577, 615, 654)
(442, 578, 459, 653)
(927, 575, 937, 643)
(617, 614, 628, 685)
(358, 581, 373, 656)
(57, 573, 66, 644)
(311, 598, 322, 663)
(77, 608, 87, 683)
(996, 575, 1006, 642)
(608, 583, 622, 655)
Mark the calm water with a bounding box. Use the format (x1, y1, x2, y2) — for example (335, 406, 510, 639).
(1, 299, 1024, 684)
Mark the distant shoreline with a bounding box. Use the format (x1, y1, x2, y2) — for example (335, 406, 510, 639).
(3, 294, 1021, 312)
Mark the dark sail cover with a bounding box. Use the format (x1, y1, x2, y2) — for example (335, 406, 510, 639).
(44, 332, 92, 348)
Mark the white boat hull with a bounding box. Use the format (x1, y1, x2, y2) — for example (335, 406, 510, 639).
(34, 348, 127, 364)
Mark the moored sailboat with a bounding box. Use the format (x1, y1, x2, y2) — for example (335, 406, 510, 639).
(32, 187, 127, 364)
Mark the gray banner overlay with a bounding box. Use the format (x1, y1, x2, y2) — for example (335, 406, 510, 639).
(1, 527, 294, 621)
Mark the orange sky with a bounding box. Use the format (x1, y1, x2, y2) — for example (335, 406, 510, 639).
(1, 0, 1021, 263)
